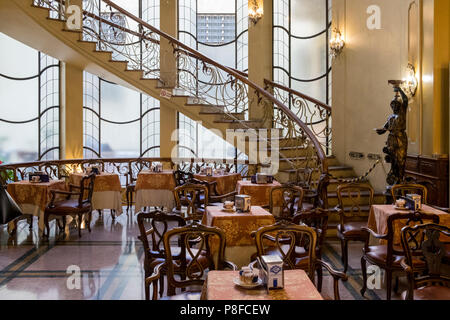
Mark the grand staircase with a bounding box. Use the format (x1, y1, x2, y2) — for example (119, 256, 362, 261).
(0, 0, 385, 235)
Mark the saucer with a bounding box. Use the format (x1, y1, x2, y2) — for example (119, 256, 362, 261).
(393, 205, 409, 211)
(233, 277, 263, 289)
(222, 207, 235, 213)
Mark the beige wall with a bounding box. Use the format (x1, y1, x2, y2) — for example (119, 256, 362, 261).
(332, 0, 450, 192)
(60, 62, 84, 160)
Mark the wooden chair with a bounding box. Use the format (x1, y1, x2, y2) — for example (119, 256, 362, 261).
(173, 183, 209, 221)
(292, 208, 330, 291)
(125, 159, 151, 209)
(193, 179, 237, 203)
(173, 170, 195, 187)
(400, 223, 450, 300)
(137, 210, 187, 299)
(144, 221, 237, 300)
(251, 220, 347, 300)
(390, 183, 428, 204)
(302, 173, 330, 211)
(335, 183, 374, 272)
(44, 174, 96, 238)
(268, 184, 304, 221)
(360, 211, 440, 300)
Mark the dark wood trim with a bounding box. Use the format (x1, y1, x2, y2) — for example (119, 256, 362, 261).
(405, 154, 449, 207)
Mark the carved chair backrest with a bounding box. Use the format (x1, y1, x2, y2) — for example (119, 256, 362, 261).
(163, 222, 227, 289)
(292, 208, 329, 257)
(391, 184, 428, 204)
(174, 183, 209, 220)
(269, 185, 304, 221)
(400, 223, 450, 298)
(384, 212, 440, 265)
(137, 210, 186, 261)
(173, 170, 194, 187)
(336, 183, 374, 224)
(78, 174, 96, 207)
(254, 221, 317, 280)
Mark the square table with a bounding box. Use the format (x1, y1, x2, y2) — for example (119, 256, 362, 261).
(367, 204, 450, 244)
(202, 205, 275, 267)
(202, 270, 323, 300)
(70, 172, 123, 215)
(236, 180, 281, 207)
(135, 170, 176, 211)
(7, 180, 67, 235)
(193, 172, 241, 195)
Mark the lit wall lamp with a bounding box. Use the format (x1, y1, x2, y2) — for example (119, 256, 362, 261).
(249, 0, 263, 25)
(401, 63, 418, 97)
(329, 28, 345, 58)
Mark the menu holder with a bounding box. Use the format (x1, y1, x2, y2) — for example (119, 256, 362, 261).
(235, 195, 251, 213)
(28, 172, 49, 183)
(257, 255, 284, 292)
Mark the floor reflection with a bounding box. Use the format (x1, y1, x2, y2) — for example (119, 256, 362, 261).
(0, 208, 146, 300)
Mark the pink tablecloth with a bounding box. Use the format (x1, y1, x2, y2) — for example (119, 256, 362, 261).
(367, 204, 450, 244)
(202, 270, 323, 300)
(236, 180, 281, 206)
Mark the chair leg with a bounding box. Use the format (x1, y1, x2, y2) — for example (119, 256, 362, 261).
(393, 275, 399, 293)
(316, 265, 323, 292)
(78, 214, 82, 237)
(385, 270, 392, 300)
(44, 213, 50, 238)
(342, 239, 349, 273)
(339, 238, 345, 263)
(28, 215, 33, 230)
(126, 190, 130, 209)
(87, 211, 92, 232)
(360, 257, 367, 297)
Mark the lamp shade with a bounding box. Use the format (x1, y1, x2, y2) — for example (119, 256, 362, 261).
(0, 186, 23, 225)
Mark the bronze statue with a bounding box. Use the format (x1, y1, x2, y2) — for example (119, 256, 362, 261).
(376, 81, 408, 186)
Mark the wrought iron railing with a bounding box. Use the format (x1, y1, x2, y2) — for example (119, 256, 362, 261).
(264, 79, 332, 156)
(31, 0, 328, 177)
(0, 157, 253, 187)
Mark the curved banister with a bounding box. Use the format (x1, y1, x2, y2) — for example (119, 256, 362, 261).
(100, 0, 327, 172)
(264, 79, 332, 156)
(264, 79, 332, 112)
(31, 0, 328, 174)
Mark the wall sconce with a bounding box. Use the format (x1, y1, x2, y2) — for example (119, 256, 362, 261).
(401, 63, 418, 97)
(329, 28, 345, 58)
(249, 0, 263, 25)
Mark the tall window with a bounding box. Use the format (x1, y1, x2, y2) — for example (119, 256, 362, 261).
(82, 0, 161, 159)
(0, 33, 60, 163)
(177, 0, 248, 159)
(273, 0, 332, 105)
(83, 72, 160, 158)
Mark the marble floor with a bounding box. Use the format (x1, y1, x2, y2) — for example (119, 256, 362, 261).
(0, 208, 408, 300)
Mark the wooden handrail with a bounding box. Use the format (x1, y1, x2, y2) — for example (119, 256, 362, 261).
(264, 79, 332, 113)
(99, 0, 327, 172)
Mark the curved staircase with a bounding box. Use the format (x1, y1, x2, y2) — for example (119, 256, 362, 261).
(0, 0, 385, 234)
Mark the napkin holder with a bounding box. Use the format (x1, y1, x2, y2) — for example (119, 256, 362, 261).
(235, 195, 251, 212)
(402, 194, 422, 211)
(203, 167, 213, 176)
(258, 255, 284, 290)
(252, 173, 274, 184)
(86, 166, 100, 175)
(28, 172, 49, 183)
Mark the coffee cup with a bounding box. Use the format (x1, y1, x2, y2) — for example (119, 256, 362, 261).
(396, 199, 406, 208)
(224, 201, 234, 209)
(239, 267, 258, 284)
